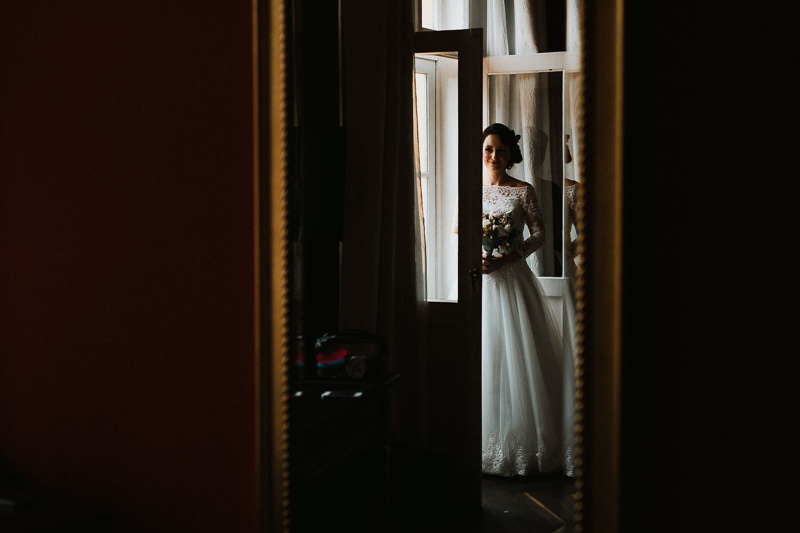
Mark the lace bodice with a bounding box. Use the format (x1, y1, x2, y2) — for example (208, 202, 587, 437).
(482, 184, 545, 259)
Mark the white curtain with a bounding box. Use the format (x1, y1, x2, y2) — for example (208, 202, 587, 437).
(485, 0, 558, 277)
(566, 0, 582, 186)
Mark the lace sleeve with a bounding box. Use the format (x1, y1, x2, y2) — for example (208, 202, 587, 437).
(519, 183, 545, 258)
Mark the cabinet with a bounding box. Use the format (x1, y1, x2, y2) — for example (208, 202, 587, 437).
(289, 374, 399, 532)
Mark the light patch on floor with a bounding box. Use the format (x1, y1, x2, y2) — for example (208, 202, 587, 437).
(524, 491, 565, 525)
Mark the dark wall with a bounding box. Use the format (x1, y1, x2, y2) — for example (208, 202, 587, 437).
(621, 3, 800, 532)
(2, 1, 797, 532)
(0, 2, 257, 531)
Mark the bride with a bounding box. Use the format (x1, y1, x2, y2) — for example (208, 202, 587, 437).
(480, 123, 573, 477)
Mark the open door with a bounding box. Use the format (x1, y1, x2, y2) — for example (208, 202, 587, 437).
(411, 28, 483, 509)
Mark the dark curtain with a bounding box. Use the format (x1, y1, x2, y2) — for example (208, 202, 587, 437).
(340, 0, 427, 446)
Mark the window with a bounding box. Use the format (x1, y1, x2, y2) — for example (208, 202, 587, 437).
(415, 53, 460, 302)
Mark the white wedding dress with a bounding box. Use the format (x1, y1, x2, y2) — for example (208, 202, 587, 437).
(481, 184, 573, 477)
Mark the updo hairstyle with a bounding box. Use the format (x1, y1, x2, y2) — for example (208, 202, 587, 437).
(481, 123, 523, 169)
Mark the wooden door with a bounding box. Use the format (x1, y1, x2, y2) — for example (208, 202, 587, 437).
(411, 28, 483, 510)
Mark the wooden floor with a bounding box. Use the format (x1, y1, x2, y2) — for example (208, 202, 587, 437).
(386, 473, 575, 533)
(479, 474, 575, 533)
(292, 445, 575, 532)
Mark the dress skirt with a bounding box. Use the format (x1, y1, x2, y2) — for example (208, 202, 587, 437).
(481, 258, 573, 476)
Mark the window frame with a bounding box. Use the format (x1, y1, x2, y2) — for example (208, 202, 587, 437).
(484, 51, 579, 286)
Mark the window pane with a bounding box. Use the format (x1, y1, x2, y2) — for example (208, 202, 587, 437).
(415, 53, 459, 302)
(487, 71, 565, 278)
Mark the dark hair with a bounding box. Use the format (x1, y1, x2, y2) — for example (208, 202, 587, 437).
(481, 123, 523, 169)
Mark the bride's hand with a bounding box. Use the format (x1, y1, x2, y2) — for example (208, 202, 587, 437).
(482, 255, 505, 274)
(482, 251, 521, 274)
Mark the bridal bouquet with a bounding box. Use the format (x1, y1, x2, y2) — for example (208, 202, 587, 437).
(482, 212, 518, 258)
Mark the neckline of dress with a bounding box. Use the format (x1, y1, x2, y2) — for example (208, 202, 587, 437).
(483, 184, 524, 189)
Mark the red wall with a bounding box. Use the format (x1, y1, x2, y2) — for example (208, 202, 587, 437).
(0, 2, 257, 531)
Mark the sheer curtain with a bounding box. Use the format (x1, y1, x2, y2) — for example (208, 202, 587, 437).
(486, 0, 558, 277)
(412, 73, 429, 303)
(566, 0, 582, 188)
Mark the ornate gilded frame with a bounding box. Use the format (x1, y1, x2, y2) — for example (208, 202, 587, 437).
(254, 0, 290, 531)
(254, 0, 625, 531)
